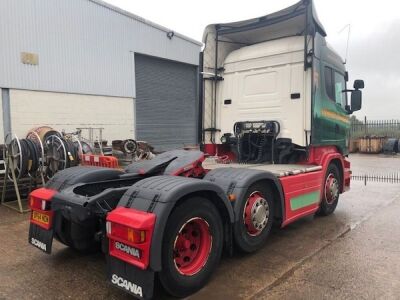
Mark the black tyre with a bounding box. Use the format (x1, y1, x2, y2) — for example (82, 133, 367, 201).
(233, 183, 274, 253)
(317, 164, 340, 216)
(159, 197, 223, 298)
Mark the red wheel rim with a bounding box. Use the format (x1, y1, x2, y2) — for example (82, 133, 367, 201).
(243, 192, 269, 236)
(173, 217, 212, 276)
(325, 173, 339, 204)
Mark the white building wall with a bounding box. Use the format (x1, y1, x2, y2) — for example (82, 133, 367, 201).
(9, 90, 134, 142)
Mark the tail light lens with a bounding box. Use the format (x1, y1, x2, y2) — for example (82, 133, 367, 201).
(30, 197, 51, 211)
(29, 188, 57, 230)
(106, 222, 146, 244)
(106, 207, 156, 270)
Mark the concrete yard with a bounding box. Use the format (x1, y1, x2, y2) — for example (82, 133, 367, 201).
(0, 154, 399, 299)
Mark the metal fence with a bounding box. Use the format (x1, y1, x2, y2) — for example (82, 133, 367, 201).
(352, 173, 400, 185)
(351, 118, 400, 139)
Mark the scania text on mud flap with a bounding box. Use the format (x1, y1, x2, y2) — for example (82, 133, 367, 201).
(110, 274, 143, 298)
(30, 237, 48, 252)
(27, 1, 364, 299)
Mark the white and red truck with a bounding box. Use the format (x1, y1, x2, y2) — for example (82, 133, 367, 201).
(28, 1, 364, 298)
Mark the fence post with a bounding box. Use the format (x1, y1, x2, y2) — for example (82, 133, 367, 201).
(364, 116, 367, 136)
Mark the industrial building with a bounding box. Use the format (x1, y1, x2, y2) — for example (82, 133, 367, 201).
(0, 0, 201, 150)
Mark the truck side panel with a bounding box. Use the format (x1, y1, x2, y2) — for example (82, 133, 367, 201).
(279, 170, 323, 226)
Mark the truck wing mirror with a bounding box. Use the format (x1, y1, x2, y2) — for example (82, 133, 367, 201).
(353, 79, 364, 90)
(350, 90, 362, 112)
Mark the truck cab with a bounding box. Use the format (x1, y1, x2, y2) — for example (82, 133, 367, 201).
(200, 0, 363, 162)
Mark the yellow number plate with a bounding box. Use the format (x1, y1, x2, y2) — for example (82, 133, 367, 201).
(32, 211, 50, 225)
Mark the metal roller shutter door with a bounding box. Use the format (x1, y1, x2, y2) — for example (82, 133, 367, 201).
(135, 54, 198, 151)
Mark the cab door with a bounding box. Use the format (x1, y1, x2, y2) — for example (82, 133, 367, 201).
(312, 63, 350, 153)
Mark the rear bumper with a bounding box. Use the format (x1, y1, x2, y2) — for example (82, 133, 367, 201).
(50, 193, 101, 249)
(49, 186, 128, 250)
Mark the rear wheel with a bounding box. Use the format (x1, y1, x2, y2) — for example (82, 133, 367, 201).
(317, 164, 340, 216)
(234, 183, 274, 253)
(159, 197, 223, 298)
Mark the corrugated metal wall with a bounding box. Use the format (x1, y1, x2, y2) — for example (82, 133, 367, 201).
(135, 54, 198, 151)
(0, 0, 200, 98)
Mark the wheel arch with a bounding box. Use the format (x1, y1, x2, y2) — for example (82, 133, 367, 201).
(307, 146, 346, 193)
(174, 190, 233, 228)
(46, 166, 123, 191)
(204, 168, 285, 224)
(116, 176, 234, 271)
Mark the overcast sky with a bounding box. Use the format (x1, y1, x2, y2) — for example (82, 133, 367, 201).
(105, 0, 400, 120)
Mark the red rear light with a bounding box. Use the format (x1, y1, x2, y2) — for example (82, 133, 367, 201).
(107, 222, 146, 244)
(106, 207, 156, 269)
(29, 188, 57, 230)
(29, 188, 56, 210)
(29, 197, 51, 211)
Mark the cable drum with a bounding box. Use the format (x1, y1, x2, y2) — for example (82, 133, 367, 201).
(26, 130, 45, 174)
(5, 137, 41, 180)
(64, 139, 79, 167)
(25, 139, 40, 176)
(44, 135, 81, 178)
(45, 135, 67, 178)
(27, 126, 61, 143)
(8, 138, 27, 179)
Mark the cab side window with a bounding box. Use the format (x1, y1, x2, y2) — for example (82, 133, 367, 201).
(334, 71, 347, 108)
(324, 67, 335, 100)
(324, 66, 347, 108)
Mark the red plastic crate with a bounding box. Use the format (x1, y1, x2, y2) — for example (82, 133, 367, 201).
(80, 154, 119, 168)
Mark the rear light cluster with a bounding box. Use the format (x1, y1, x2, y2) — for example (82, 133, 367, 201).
(106, 207, 156, 270)
(30, 197, 50, 211)
(29, 188, 57, 230)
(106, 222, 146, 244)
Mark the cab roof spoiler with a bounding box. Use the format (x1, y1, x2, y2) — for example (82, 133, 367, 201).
(202, 0, 326, 45)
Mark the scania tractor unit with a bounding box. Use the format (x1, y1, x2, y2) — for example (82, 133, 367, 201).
(27, 1, 364, 299)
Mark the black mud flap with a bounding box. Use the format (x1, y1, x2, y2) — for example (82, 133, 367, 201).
(107, 255, 154, 299)
(28, 223, 54, 254)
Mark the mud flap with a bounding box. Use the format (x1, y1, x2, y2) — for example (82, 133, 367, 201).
(28, 223, 54, 254)
(107, 255, 154, 299)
